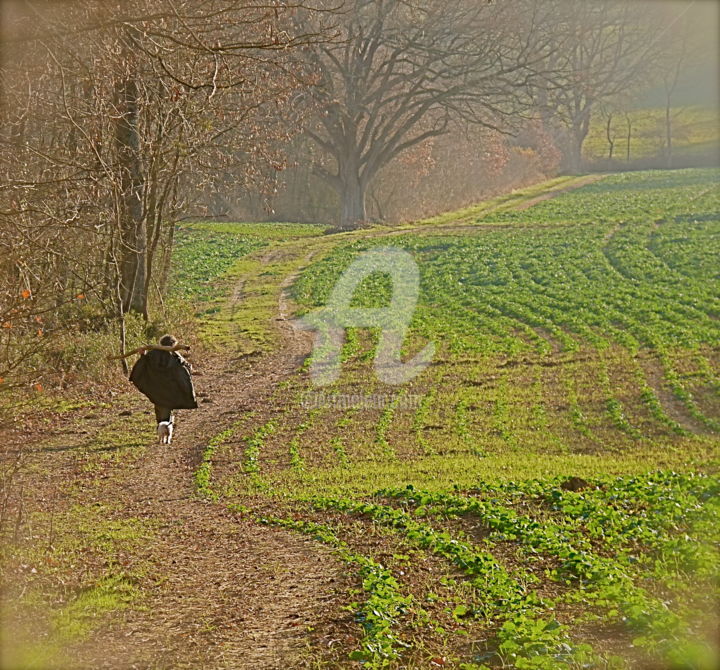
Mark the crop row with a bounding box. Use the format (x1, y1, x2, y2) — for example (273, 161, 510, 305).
(293, 173, 720, 441)
(480, 169, 719, 225)
(306, 496, 607, 669)
(377, 481, 717, 667)
(260, 516, 413, 668)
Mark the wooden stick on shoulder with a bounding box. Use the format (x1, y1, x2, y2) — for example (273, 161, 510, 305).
(107, 343, 191, 361)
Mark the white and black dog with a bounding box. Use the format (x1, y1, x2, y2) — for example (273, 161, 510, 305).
(157, 419, 174, 445)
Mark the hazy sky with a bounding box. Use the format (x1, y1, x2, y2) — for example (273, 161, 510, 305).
(641, 0, 720, 107)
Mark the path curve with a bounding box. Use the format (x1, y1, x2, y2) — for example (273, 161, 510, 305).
(72, 246, 349, 669)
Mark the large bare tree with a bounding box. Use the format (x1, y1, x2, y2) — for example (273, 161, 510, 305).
(297, 0, 559, 230)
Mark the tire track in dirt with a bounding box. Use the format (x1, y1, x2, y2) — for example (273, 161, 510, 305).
(638, 355, 713, 436)
(378, 173, 608, 236)
(511, 174, 605, 211)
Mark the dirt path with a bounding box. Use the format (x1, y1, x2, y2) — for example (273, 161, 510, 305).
(58, 246, 352, 669)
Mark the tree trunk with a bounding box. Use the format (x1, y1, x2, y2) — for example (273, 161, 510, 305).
(114, 73, 147, 316)
(566, 132, 584, 174)
(567, 110, 591, 174)
(606, 113, 614, 160)
(338, 156, 367, 230)
(158, 222, 176, 296)
(665, 97, 673, 169)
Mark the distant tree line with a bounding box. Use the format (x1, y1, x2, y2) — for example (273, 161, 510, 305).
(221, 0, 699, 228)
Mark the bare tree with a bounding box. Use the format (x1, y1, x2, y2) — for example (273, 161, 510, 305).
(0, 0, 332, 384)
(657, 12, 697, 170)
(296, 0, 559, 230)
(540, 0, 669, 173)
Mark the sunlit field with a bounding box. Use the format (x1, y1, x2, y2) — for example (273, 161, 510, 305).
(3, 1, 719, 667)
(583, 107, 720, 165)
(171, 169, 720, 669)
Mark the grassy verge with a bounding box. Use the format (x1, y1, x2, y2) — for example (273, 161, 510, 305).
(1, 503, 155, 668)
(411, 175, 593, 227)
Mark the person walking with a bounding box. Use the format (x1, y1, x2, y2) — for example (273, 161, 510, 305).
(129, 334, 198, 439)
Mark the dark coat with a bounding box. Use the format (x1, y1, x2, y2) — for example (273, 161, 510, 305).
(129, 350, 198, 410)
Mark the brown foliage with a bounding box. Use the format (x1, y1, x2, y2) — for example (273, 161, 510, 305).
(0, 0, 330, 386)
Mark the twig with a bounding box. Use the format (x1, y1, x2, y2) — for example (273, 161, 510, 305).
(107, 343, 191, 360)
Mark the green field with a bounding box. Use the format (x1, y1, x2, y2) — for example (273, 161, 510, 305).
(170, 222, 328, 301)
(170, 221, 329, 352)
(175, 169, 720, 669)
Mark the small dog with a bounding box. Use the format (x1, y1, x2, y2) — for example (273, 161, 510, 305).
(157, 420, 174, 445)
